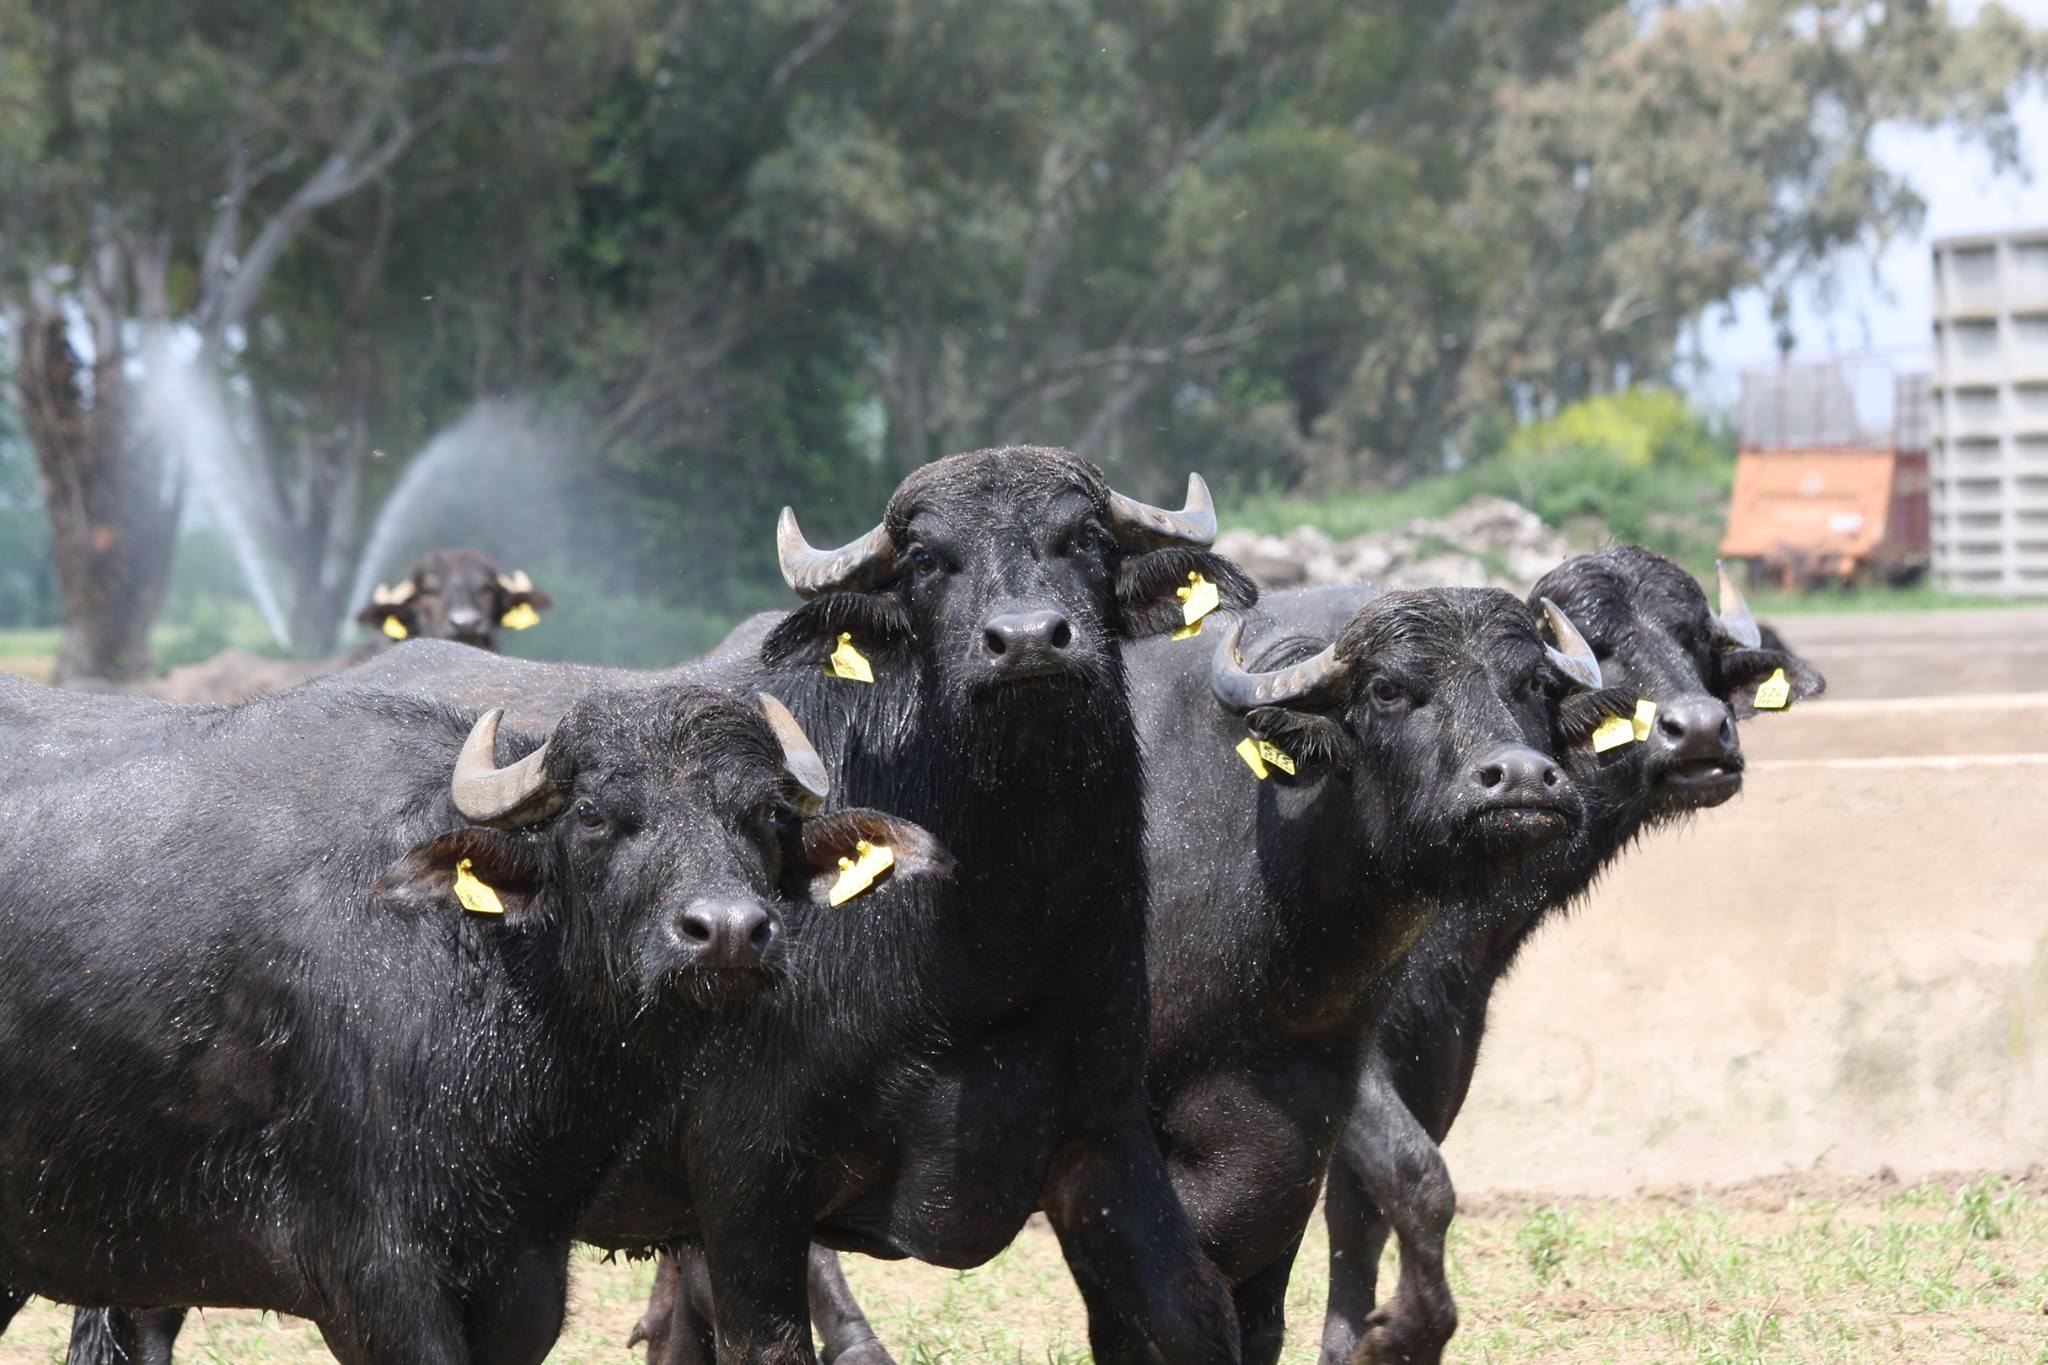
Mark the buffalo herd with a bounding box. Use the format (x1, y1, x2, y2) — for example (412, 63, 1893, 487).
(0, 445, 1820, 1364)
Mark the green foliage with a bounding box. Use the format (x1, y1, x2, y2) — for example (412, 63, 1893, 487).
(5, 0, 2046, 648)
(1506, 389, 1732, 474)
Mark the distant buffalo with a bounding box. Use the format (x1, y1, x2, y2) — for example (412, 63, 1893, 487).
(137, 547, 551, 704)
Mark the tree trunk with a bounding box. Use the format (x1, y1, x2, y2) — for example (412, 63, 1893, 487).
(14, 312, 181, 684)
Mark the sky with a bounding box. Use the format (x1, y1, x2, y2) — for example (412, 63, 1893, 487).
(1686, 0, 2048, 407)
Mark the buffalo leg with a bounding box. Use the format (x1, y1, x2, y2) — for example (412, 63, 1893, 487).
(464, 1240, 570, 1365)
(805, 1246, 889, 1364)
(1318, 1152, 1393, 1365)
(66, 1306, 186, 1365)
(1041, 1118, 1241, 1365)
(696, 1197, 816, 1365)
(1319, 1067, 1457, 1365)
(0, 1283, 25, 1334)
(1235, 1235, 1304, 1365)
(312, 1284, 472, 1365)
(632, 1250, 717, 1365)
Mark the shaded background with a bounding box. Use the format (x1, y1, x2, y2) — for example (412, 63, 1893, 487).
(2, 0, 2045, 680)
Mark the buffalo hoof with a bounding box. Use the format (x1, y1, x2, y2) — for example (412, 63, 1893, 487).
(1359, 1304, 1452, 1365)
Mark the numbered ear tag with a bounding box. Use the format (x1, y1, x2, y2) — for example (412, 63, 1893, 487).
(827, 632, 874, 683)
(1590, 713, 1636, 753)
(1631, 697, 1658, 743)
(382, 616, 410, 641)
(1173, 572, 1222, 640)
(1235, 736, 1297, 779)
(452, 858, 504, 916)
(828, 840, 895, 906)
(500, 602, 541, 631)
(1753, 667, 1790, 710)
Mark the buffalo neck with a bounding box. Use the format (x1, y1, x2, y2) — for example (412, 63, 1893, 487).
(750, 655, 1147, 982)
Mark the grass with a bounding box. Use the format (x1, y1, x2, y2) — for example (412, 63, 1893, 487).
(3, 1173, 2041, 1363)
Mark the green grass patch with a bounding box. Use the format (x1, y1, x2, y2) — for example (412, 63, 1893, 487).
(5, 1175, 2038, 1362)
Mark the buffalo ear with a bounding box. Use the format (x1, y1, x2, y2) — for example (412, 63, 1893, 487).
(1557, 686, 1639, 746)
(1242, 706, 1355, 771)
(760, 592, 914, 670)
(497, 572, 554, 624)
(1716, 648, 1826, 719)
(1117, 548, 1259, 638)
(373, 830, 548, 923)
(356, 601, 419, 636)
(789, 809, 953, 906)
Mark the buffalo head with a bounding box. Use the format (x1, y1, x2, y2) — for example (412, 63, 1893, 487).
(1527, 547, 1824, 814)
(763, 446, 1257, 705)
(375, 687, 950, 1014)
(1211, 588, 1600, 864)
(357, 548, 553, 651)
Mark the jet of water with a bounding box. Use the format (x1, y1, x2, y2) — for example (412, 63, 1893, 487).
(345, 399, 549, 611)
(138, 351, 292, 650)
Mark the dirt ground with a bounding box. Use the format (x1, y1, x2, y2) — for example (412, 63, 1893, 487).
(3, 607, 2042, 1360)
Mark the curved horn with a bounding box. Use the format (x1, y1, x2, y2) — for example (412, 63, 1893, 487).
(1209, 616, 1351, 712)
(1538, 597, 1603, 692)
(496, 569, 534, 594)
(775, 507, 897, 599)
(1712, 560, 1762, 649)
(450, 708, 561, 828)
(372, 579, 418, 607)
(1107, 472, 1218, 548)
(756, 693, 830, 814)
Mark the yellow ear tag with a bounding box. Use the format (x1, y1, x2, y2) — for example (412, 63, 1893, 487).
(1172, 572, 1221, 640)
(1235, 736, 1297, 779)
(500, 602, 541, 631)
(452, 858, 504, 916)
(1631, 697, 1658, 743)
(827, 632, 875, 684)
(828, 839, 895, 906)
(1753, 667, 1791, 711)
(1590, 713, 1636, 753)
(382, 616, 410, 641)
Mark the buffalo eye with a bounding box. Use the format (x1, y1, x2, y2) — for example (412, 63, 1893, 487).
(573, 798, 606, 830)
(1368, 676, 1405, 708)
(1066, 521, 1113, 558)
(908, 545, 940, 579)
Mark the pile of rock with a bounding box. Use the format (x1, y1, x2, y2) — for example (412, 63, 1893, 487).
(1213, 494, 1572, 593)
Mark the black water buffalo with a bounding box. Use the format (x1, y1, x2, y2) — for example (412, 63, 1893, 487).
(204, 447, 1256, 1365)
(760, 585, 1616, 1364)
(0, 680, 946, 1365)
(134, 547, 554, 706)
(1315, 550, 1825, 1365)
(354, 545, 554, 651)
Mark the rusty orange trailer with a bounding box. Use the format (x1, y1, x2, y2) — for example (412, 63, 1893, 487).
(1719, 446, 1931, 587)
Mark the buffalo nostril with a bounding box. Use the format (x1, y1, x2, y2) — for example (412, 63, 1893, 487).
(677, 912, 713, 944)
(1660, 715, 1686, 740)
(1048, 618, 1072, 650)
(982, 627, 1008, 656)
(1720, 715, 1735, 744)
(1542, 766, 1560, 788)
(749, 918, 775, 953)
(1476, 764, 1505, 789)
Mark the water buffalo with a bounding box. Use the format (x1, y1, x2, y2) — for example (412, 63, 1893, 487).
(137, 548, 552, 705)
(1315, 549, 1825, 1365)
(144, 447, 1251, 1365)
(759, 584, 1615, 1363)
(0, 680, 944, 1365)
